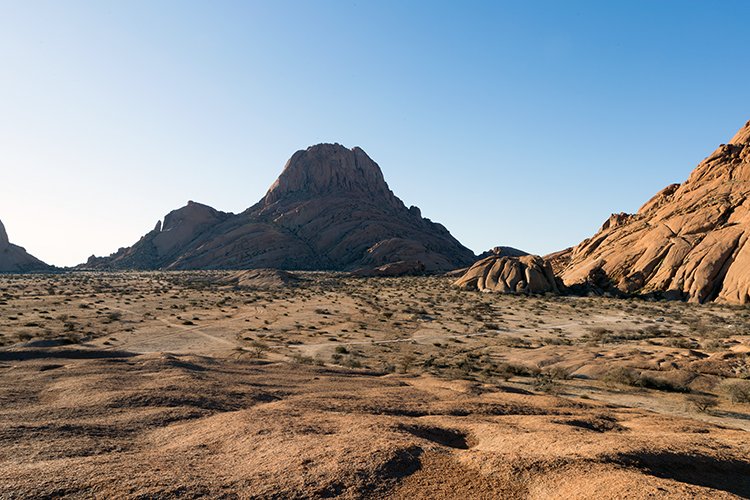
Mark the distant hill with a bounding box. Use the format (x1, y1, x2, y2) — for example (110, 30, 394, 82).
(83, 144, 476, 272)
(0, 219, 51, 272)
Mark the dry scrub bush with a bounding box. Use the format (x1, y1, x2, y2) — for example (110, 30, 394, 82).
(722, 380, 750, 403)
(602, 367, 689, 392)
(686, 394, 719, 413)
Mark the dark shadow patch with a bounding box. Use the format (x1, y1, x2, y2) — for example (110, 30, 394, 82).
(710, 409, 750, 421)
(368, 407, 430, 417)
(612, 451, 750, 497)
(555, 415, 624, 432)
(496, 385, 534, 395)
(0, 349, 137, 361)
(139, 356, 208, 372)
(322, 446, 424, 498)
(376, 446, 424, 478)
(436, 402, 552, 417)
(37, 364, 64, 372)
(17, 339, 70, 348)
(398, 424, 473, 449)
(108, 390, 279, 412)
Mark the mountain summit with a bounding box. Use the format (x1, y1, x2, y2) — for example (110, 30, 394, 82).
(84, 144, 476, 271)
(263, 143, 399, 208)
(560, 119, 750, 303)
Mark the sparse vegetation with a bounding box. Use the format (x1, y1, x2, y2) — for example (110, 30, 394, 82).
(0, 271, 748, 435)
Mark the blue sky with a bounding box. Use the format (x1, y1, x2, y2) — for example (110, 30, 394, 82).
(1, 1, 749, 266)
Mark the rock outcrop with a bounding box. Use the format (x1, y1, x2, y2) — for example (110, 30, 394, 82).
(561, 119, 750, 303)
(219, 269, 302, 289)
(454, 252, 559, 294)
(476, 246, 529, 259)
(352, 260, 427, 277)
(83, 144, 476, 272)
(0, 219, 51, 273)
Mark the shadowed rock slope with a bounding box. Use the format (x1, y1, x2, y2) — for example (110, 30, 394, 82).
(561, 119, 750, 303)
(83, 144, 475, 271)
(0, 219, 50, 273)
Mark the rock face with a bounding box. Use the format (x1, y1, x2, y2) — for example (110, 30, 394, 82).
(561, 119, 750, 303)
(0, 219, 51, 273)
(84, 144, 476, 272)
(454, 252, 559, 294)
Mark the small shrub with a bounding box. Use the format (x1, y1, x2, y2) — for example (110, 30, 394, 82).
(545, 366, 572, 380)
(534, 372, 561, 394)
(248, 341, 267, 358)
(602, 367, 640, 387)
(638, 374, 689, 393)
(291, 353, 316, 365)
(722, 380, 750, 403)
(686, 394, 719, 413)
(105, 311, 122, 323)
(344, 357, 363, 369)
(495, 363, 514, 381)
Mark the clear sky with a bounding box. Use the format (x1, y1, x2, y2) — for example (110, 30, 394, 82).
(1, 1, 749, 267)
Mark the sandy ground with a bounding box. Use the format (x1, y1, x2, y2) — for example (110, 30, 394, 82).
(0, 271, 749, 498)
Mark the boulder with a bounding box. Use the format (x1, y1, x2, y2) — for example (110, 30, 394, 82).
(454, 253, 559, 294)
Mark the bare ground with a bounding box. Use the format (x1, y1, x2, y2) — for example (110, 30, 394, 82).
(0, 272, 749, 498)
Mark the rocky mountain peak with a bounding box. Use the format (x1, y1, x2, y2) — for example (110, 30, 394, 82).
(263, 143, 398, 207)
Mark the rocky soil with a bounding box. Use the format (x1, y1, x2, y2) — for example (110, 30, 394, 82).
(1, 271, 749, 498)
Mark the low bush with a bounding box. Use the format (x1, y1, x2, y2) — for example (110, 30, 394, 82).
(722, 380, 750, 403)
(686, 394, 719, 413)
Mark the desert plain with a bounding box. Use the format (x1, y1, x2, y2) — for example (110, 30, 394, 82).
(0, 271, 749, 498)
